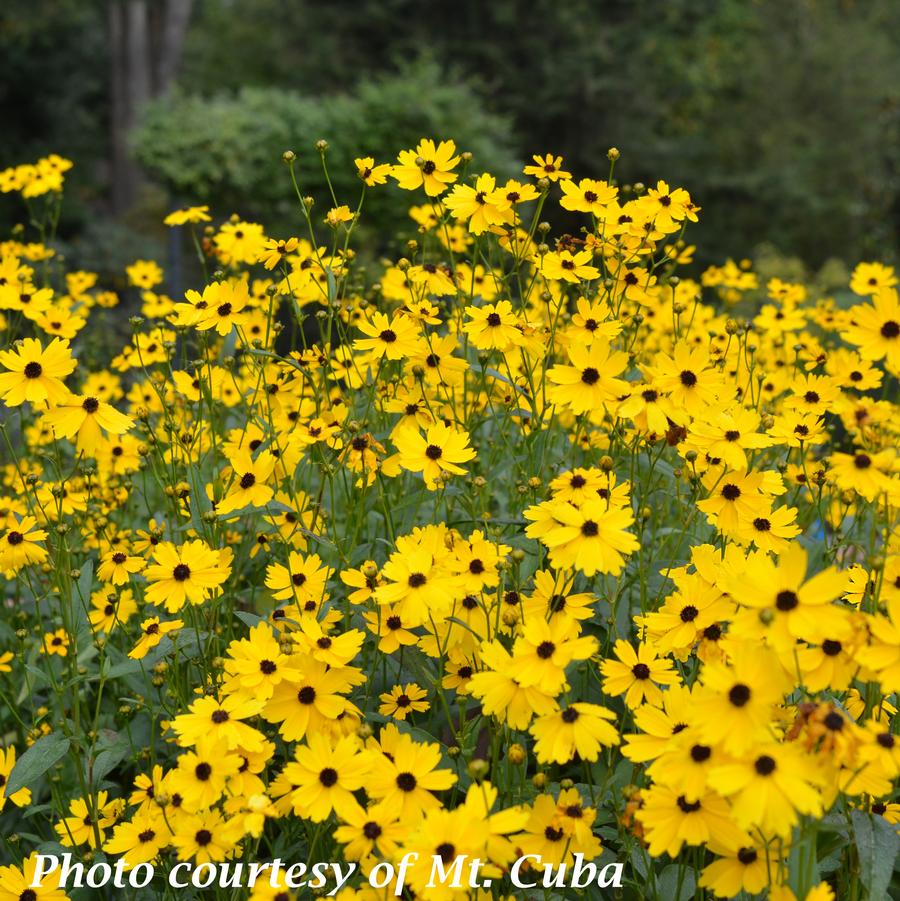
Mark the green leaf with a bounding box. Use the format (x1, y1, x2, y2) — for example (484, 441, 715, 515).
(656, 864, 696, 901)
(88, 730, 130, 783)
(234, 611, 264, 629)
(852, 809, 900, 900)
(6, 732, 71, 795)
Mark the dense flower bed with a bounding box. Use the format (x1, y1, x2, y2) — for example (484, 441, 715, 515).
(0, 142, 899, 900)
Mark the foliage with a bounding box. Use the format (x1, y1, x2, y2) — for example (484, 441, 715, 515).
(133, 59, 519, 244)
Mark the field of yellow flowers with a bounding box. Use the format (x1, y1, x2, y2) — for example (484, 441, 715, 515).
(0, 142, 899, 900)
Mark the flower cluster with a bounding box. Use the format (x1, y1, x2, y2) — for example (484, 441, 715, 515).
(1, 140, 899, 901)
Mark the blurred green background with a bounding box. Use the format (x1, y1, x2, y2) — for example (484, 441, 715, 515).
(2, 0, 899, 280)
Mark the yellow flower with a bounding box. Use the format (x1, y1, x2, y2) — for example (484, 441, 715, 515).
(443, 172, 512, 234)
(354, 156, 392, 186)
(143, 539, 231, 612)
(601, 640, 680, 708)
(559, 177, 617, 215)
(0, 336, 76, 406)
(325, 205, 354, 227)
(125, 259, 163, 289)
(163, 205, 211, 226)
(128, 617, 184, 659)
(522, 153, 571, 182)
(393, 421, 476, 489)
(43, 394, 133, 456)
(379, 683, 429, 720)
(392, 139, 460, 196)
(541, 248, 599, 282)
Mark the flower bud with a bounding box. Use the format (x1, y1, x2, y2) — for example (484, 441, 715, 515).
(507, 743, 526, 765)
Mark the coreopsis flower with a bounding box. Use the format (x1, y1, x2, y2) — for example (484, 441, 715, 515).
(193, 278, 251, 336)
(733, 503, 801, 553)
(699, 842, 784, 899)
(636, 785, 746, 859)
(601, 640, 680, 707)
(512, 616, 598, 694)
(393, 421, 476, 489)
(530, 703, 619, 763)
(103, 811, 169, 866)
(850, 261, 897, 295)
(325, 205, 354, 227)
(541, 248, 599, 283)
(0, 515, 48, 573)
(354, 310, 421, 360)
(392, 139, 460, 196)
(697, 469, 772, 534)
(214, 219, 267, 267)
(844, 287, 900, 371)
(767, 411, 827, 448)
(354, 156, 392, 186)
(687, 408, 773, 470)
(693, 644, 789, 754)
(367, 729, 456, 819)
(143, 539, 231, 612)
(262, 658, 360, 742)
(217, 448, 277, 515)
(171, 694, 265, 752)
(55, 791, 121, 848)
(0, 283, 53, 316)
(163, 205, 211, 226)
(291, 617, 364, 667)
(828, 448, 895, 500)
(530, 497, 639, 576)
(34, 305, 86, 339)
(522, 153, 571, 182)
(96, 547, 144, 585)
(257, 236, 299, 269)
(727, 542, 849, 648)
(443, 173, 512, 234)
(517, 792, 601, 866)
(468, 639, 558, 729)
(282, 733, 372, 822)
(169, 737, 242, 812)
(546, 338, 628, 414)
(223, 622, 299, 700)
(0, 852, 71, 901)
(379, 683, 429, 721)
(708, 742, 824, 837)
(785, 373, 842, 416)
(644, 180, 695, 229)
(265, 551, 331, 606)
(0, 336, 76, 406)
(88, 586, 137, 633)
(41, 629, 69, 657)
(128, 617, 184, 659)
(569, 295, 621, 344)
(462, 300, 526, 351)
(333, 800, 405, 860)
(170, 809, 242, 864)
(559, 177, 617, 215)
(647, 343, 725, 417)
(363, 605, 419, 654)
(496, 177, 540, 206)
(126, 259, 163, 289)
